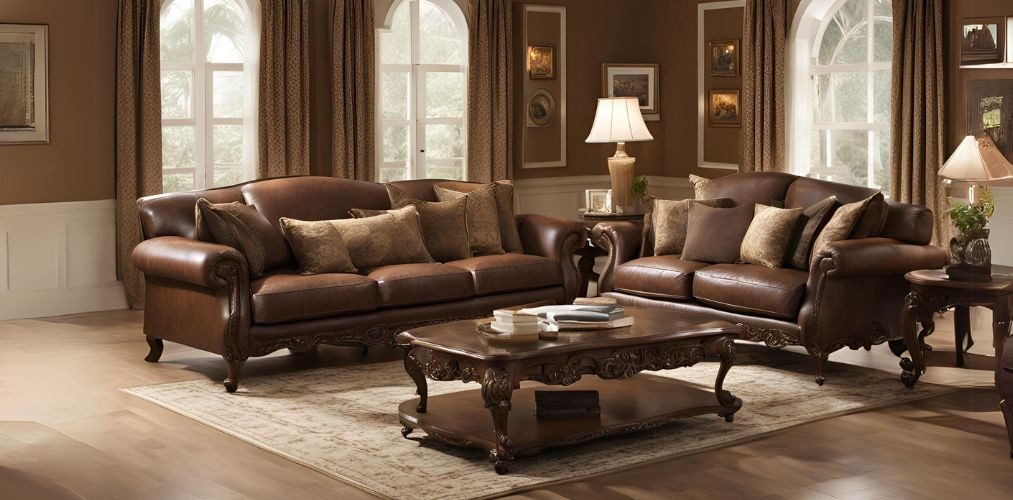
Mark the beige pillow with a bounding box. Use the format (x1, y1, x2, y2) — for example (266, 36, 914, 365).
(434, 184, 504, 256)
(809, 195, 876, 267)
(279, 218, 357, 275)
(740, 204, 804, 268)
(194, 198, 280, 278)
(689, 174, 720, 199)
(651, 197, 735, 256)
(350, 184, 471, 262)
(849, 191, 889, 239)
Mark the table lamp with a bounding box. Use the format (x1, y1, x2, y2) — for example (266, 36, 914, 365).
(938, 135, 1013, 281)
(585, 97, 654, 212)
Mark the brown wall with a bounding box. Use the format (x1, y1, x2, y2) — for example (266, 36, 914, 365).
(0, 0, 117, 205)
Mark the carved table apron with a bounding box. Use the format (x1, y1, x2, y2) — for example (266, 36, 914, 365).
(396, 330, 742, 474)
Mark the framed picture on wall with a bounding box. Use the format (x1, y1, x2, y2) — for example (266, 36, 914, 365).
(960, 17, 1005, 65)
(708, 40, 739, 76)
(965, 79, 1013, 155)
(528, 45, 555, 79)
(601, 63, 660, 120)
(526, 89, 555, 127)
(708, 90, 740, 128)
(0, 24, 49, 144)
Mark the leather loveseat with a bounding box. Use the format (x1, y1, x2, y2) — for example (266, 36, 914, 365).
(592, 172, 947, 384)
(132, 176, 586, 392)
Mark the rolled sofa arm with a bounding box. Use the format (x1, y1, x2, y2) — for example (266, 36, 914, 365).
(132, 236, 249, 289)
(516, 214, 587, 259)
(591, 221, 644, 294)
(813, 237, 947, 278)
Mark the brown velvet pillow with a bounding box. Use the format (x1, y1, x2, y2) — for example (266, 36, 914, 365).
(740, 204, 805, 268)
(194, 198, 283, 278)
(681, 204, 756, 264)
(650, 197, 735, 256)
(810, 195, 876, 267)
(849, 191, 889, 239)
(278, 218, 357, 275)
(434, 184, 504, 256)
(787, 196, 840, 270)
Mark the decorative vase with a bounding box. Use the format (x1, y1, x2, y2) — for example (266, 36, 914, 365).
(947, 229, 992, 281)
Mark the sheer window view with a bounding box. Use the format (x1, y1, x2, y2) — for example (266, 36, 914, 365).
(377, 0, 468, 182)
(160, 0, 257, 193)
(808, 0, 892, 192)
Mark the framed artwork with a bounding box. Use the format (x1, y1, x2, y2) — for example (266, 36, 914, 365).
(527, 45, 555, 79)
(965, 79, 1013, 155)
(526, 89, 555, 128)
(585, 189, 612, 213)
(960, 17, 1005, 65)
(708, 90, 740, 128)
(0, 24, 49, 144)
(601, 63, 660, 119)
(708, 40, 739, 76)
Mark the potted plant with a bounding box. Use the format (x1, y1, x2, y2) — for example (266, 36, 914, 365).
(946, 187, 994, 281)
(630, 176, 649, 213)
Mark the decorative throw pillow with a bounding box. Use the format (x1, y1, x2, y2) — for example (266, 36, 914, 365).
(681, 204, 756, 264)
(651, 197, 735, 256)
(434, 181, 523, 253)
(849, 191, 890, 239)
(278, 218, 358, 275)
(740, 204, 805, 268)
(353, 184, 471, 262)
(688, 174, 720, 199)
(787, 196, 840, 270)
(194, 198, 289, 278)
(809, 195, 876, 267)
(434, 184, 504, 256)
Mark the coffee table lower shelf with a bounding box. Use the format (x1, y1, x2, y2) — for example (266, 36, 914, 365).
(399, 375, 741, 473)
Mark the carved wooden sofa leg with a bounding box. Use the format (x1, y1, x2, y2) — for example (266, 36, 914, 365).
(144, 336, 164, 363)
(224, 358, 246, 393)
(806, 347, 829, 386)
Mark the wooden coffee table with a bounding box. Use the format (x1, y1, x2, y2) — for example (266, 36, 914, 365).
(395, 308, 743, 474)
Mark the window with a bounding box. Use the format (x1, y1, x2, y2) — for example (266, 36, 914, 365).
(160, 0, 259, 193)
(789, 0, 892, 192)
(377, 0, 468, 182)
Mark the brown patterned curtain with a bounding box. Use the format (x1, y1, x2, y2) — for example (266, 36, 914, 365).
(115, 0, 163, 309)
(467, 0, 512, 182)
(331, 0, 375, 180)
(891, 0, 946, 246)
(740, 0, 788, 172)
(259, 0, 311, 178)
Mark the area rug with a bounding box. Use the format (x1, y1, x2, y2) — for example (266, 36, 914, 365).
(123, 357, 952, 499)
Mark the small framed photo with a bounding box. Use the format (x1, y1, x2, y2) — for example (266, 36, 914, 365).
(602, 63, 660, 119)
(527, 45, 555, 79)
(960, 17, 1005, 65)
(708, 89, 740, 128)
(708, 40, 739, 76)
(586, 189, 612, 213)
(0, 24, 49, 144)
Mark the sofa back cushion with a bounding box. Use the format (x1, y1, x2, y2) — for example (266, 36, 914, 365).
(880, 202, 934, 245)
(784, 176, 878, 208)
(691, 172, 797, 205)
(242, 177, 391, 227)
(138, 184, 247, 240)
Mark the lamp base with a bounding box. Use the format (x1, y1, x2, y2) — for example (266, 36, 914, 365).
(607, 156, 635, 212)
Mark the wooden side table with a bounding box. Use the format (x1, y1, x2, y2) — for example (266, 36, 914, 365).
(576, 212, 644, 298)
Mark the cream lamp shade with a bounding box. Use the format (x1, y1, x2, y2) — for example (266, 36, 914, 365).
(939, 135, 1013, 183)
(585, 97, 654, 145)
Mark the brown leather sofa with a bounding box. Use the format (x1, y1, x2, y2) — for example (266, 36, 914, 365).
(592, 172, 947, 384)
(132, 176, 586, 392)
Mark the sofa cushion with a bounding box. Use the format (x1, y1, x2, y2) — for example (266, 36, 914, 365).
(367, 263, 475, 308)
(251, 271, 380, 324)
(278, 217, 358, 275)
(693, 264, 809, 319)
(445, 253, 561, 296)
(613, 255, 711, 300)
(681, 204, 756, 264)
(436, 180, 524, 254)
(383, 184, 472, 262)
(435, 184, 504, 256)
(650, 197, 735, 256)
(740, 203, 804, 268)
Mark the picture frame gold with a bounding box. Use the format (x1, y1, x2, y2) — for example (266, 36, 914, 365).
(708, 89, 740, 128)
(601, 63, 660, 118)
(0, 23, 49, 144)
(708, 39, 739, 77)
(527, 45, 555, 79)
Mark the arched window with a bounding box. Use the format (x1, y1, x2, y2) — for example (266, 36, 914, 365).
(376, 0, 468, 182)
(788, 0, 892, 191)
(160, 0, 260, 192)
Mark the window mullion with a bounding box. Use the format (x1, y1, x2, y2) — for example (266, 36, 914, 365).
(193, 0, 208, 190)
(410, 0, 422, 180)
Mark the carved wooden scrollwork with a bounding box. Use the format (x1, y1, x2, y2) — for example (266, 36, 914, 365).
(736, 324, 798, 348)
(215, 261, 246, 362)
(420, 356, 478, 383)
(598, 344, 705, 379)
(481, 368, 513, 411)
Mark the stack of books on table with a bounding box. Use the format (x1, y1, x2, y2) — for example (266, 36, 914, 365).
(490, 310, 541, 336)
(516, 304, 633, 332)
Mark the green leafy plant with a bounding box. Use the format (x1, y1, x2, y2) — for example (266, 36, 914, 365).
(947, 187, 994, 241)
(631, 176, 649, 202)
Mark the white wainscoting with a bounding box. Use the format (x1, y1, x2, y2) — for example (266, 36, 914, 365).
(513, 175, 693, 219)
(0, 199, 127, 320)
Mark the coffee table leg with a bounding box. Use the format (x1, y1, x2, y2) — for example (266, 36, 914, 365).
(404, 349, 428, 413)
(900, 292, 926, 388)
(481, 367, 514, 474)
(954, 305, 972, 368)
(708, 337, 742, 422)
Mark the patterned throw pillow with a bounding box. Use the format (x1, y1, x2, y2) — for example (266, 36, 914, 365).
(434, 184, 505, 256)
(279, 218, 358, 275)
(740, 204, 805, 268)
(688, 174, 720, 199)
(433, 181, 523, 253)
(681, 204, 756, 264)
(651, 197, 735, 256)
(849, 191, 889, 239)
(787, 196, 840, 270)
(195, 198, 288, 278)
(809, 195, 877, 268)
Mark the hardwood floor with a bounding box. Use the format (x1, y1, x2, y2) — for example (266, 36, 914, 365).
(0, 309, 1010, 499)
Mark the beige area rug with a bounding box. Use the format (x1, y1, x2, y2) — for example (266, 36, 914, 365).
(124, 357, 953, 500)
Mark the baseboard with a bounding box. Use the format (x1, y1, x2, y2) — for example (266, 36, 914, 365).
(512, 175, 693, 219)
(0, 199, 128, 320)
